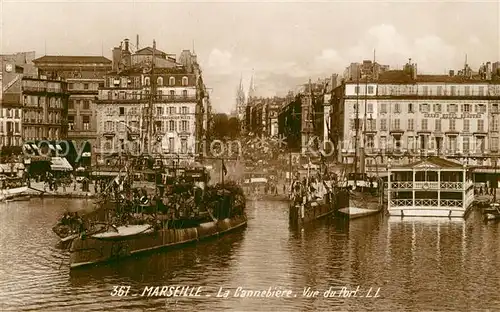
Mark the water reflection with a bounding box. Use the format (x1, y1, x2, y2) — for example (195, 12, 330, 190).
(0, 199, 499, 311)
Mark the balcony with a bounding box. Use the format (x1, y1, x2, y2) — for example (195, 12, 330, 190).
(389, 128, 404, 135)
(23, 86, 46, 92)
(96, 95, 197, 104)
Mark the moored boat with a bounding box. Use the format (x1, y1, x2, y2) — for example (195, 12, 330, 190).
(288, 169, 338, 226)
(66, 163, 247, 269)
(337, 173, 384, 220)
(484, 203, 500, 221)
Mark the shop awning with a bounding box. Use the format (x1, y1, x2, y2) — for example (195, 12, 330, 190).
(23, 144, 32, 151)
(50, 157, 73, 171)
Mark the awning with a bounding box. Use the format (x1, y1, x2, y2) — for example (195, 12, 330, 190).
(82, 152, 91, 157)
(49, 144, 55, 151)
(30, 144, 38, 150)
(50, 157, 73, 171)
(56, 144, 62, 151)
(23, 144, 32, 151)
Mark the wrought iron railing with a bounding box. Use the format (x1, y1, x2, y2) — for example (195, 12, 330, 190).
(440, 182, 463, 189)
(390, 181, 466, 190)
(439, 199, 463, 207)
(390, 199, 463, 207)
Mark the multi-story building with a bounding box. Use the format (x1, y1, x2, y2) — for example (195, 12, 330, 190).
(96, 40, 208, 165)
(21, 76, 69, 142)
(343, 60, 390, 81)
(1, 52, 37, 154)
(277, 80, 328, 154)
(33, 55, 112, 165)
(332, 60, 500, 174)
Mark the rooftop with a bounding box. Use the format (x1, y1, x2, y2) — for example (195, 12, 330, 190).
(33, 55, 112, 64)
(344, 70, 500, 84)
(134, 47, 167, 57)
(397, 156, 464, 169)
(107, 66, 191, 76)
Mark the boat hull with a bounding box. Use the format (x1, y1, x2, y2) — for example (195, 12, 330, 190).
(336, 192, 382, 220)
(289, 201, 334, 226)
(69, 215, 247, 269)
(0, 186, 29, 200)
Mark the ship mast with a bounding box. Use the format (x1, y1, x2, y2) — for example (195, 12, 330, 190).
(353, 71, 360, 187)
(143, 40, 156, 156)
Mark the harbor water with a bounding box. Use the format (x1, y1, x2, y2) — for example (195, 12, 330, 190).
(0, 198, 499, 311)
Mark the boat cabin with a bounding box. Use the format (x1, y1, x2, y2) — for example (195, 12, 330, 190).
(387, 156, 474, 218)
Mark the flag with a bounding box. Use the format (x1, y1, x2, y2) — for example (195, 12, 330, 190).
(222, 162, 228, 176)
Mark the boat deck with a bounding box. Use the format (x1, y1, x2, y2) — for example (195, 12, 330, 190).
(91, 224, 153, 239)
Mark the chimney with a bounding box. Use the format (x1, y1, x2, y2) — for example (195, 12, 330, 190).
(124, 39, 130, 52)
(486, 62, 492, 80)
(412, 63, 417, 80)
(449, 70, 455, 77)
(136, 35, 139, 50)
(112, 46, 123, 72)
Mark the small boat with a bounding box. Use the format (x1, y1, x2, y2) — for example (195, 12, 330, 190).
(483, 203, 500, 214)
(485, 213, 500, 221)
(338, 206, 382, 220)
(91, 224, 154, 240)
(5, 195, 31, 202)
(484, 203, 500, 221)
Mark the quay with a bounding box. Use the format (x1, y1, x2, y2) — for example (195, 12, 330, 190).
(23, 181, 97, 200)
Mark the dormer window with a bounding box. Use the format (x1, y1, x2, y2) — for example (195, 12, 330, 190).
(157, 77, 163, 86)
(182, 76, 188, 86)
(144, 77, 150, 86)
(169, 77, 175, 86)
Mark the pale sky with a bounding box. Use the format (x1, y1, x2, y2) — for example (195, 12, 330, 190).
(1, 0, 499, 113)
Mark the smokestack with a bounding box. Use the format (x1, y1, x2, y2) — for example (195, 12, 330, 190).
(449, 70, 455, 77)
(124, 38, 130, 52)
(136, 35, 139, 50)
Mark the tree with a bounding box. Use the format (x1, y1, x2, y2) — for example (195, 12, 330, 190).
(227, 117, 241, 139)
(210, 114, 241, 140)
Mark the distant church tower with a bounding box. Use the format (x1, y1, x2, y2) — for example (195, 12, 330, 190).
(235, 74, 246, 120)
(247, 71, 256, 104)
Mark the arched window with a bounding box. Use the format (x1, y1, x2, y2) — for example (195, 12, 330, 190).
(182, 76, 188, 86)
(169, 77, 175, 86)
(144, 77, 150, 86)
(157, 77, 163, 86)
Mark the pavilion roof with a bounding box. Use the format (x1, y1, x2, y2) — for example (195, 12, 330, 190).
(394, 156, 464, 170)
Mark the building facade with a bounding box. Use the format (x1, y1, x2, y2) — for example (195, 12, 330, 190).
(277, 81, 328, 154)
(96, 40, 208, 165)
(1, 52, 37, 154)
(332, 61, 500, 173)
(22, 76, 69, 142)
(33, 55, 112, 164)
